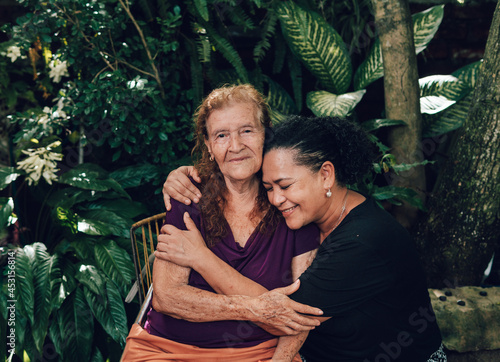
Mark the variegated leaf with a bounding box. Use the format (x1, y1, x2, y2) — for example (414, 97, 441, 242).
(353, 38, 382, 91)
(276, 2, 352, 94)
(306, 90, 366, 117)
(419, 75, 469, 101)
(264, 76, 298, 116)
(452, 60, 483, 89)
(423, 94, 472, 137)
(413, 5, 444, 54)
(420, 96, 456, 115)
(354, 5, 444, 90)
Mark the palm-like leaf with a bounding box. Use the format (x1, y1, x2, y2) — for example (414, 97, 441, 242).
(354, 5, 444, 90)
(31, 246, 58, 354)
(84, 280, 128, 347)
(306, 90, 366, 117)
(276, 1, 352, 94)
(94, 240, 135, 296)
(200, 22, 249, 83)
(49, 288, 94, 361)
(83, 198, 147, 219)
(193, 0, 209, 21)
(254, 13, 278, 63)
(15, 247, 35, 326)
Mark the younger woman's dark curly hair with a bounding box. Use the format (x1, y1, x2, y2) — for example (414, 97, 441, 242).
(191, 84, 280, 246)
(264, 115, 375, 186)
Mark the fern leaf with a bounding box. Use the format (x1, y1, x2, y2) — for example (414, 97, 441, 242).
(254, 13, 278, 63)
(203, 22, 249, 83)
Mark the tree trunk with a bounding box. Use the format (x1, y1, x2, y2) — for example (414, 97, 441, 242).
(416, 0, 500, 288)
(371, 0, 426, 229)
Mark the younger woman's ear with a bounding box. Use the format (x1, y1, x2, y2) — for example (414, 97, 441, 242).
(320, 161, 336, 188)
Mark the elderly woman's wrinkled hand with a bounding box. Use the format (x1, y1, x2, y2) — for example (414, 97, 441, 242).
(249, 280, 323, 336)
(155, 212, 207, 268)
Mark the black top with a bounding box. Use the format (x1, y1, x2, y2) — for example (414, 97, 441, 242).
(291, 198, 442, 362)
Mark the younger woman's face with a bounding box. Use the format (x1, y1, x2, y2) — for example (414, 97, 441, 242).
(262, 148, 327, 230)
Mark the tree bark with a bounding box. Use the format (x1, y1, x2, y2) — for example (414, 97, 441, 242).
(416, 0, 500, 288)
(371, 0, 426, 229)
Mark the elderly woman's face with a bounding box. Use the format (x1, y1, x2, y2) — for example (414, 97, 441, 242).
(204, 102, 265, 183)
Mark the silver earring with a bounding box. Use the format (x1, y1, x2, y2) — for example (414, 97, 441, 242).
(326, 189, 332, 198)
(209, 155, 213, 161)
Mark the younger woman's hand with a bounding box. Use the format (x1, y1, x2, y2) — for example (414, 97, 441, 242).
(163, 166, 202, 211)
(155, 212, 207, 268)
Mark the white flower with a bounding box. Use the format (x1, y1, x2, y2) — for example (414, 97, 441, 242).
(48, 59, 69, 83)
(6, 45, 21, 62)
(17, 141, 64, 185)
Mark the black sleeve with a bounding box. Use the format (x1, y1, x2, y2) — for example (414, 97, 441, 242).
(290, 230, 394, 316)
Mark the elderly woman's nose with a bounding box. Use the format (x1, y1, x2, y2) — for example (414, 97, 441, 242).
(229, 134, 244, 151)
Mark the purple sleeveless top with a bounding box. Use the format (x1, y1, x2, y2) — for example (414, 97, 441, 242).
(144, 198, 320, 348)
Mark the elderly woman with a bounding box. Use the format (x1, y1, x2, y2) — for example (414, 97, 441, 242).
(159, 115, 445, 361)
(121, 85, 322, 362)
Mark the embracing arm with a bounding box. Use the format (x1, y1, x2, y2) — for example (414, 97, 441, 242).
(151, 254, 323, 332)
(272, 316, 331, 361)
(156, 212, 317, 297)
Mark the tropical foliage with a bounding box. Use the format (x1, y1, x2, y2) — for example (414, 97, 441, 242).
(0, 0, 485, 360)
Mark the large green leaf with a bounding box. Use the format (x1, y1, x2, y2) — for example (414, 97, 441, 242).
(30, 246, 59, 354)
(420, 96, 456, 115)
(94, 240, 135, 296)
(77, 209, 132, 238)
(354, 5, 444, 90)
(51, 256, 77, 311)
(83, 198, 147, 219)
(360, 118, 406, 133)
(419, 75, 469, 101)
(193, 0, 209, 21)
(84, 280, 128, 347)
(306, 90, 366, 117)
(353, 38, 383, 90)
(15, 247, 35, 326)
(0, 197, 15, 228)
(49, 288, 94, 361)
(109, 163, 160, 189)
(413, 5, 444, 54)
(59, 166, 129, 199)
(201, 22, 249, 83)
(264, 75, 298, 117)
(423, 94, 472, 137)
(276, 1, 352, 94)
(371, 185, 426, 211)
(0, 167, 24, 190)
(75, 264, 106, 296)
(452, 60, 483, 89)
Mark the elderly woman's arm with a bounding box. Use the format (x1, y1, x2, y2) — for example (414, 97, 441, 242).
(155, 212, 318, 297)
(151, 256, 322, 333)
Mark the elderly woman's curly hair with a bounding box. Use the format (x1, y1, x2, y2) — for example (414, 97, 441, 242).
(192, 84, 279, 246)
(264, 115, 375, 186)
